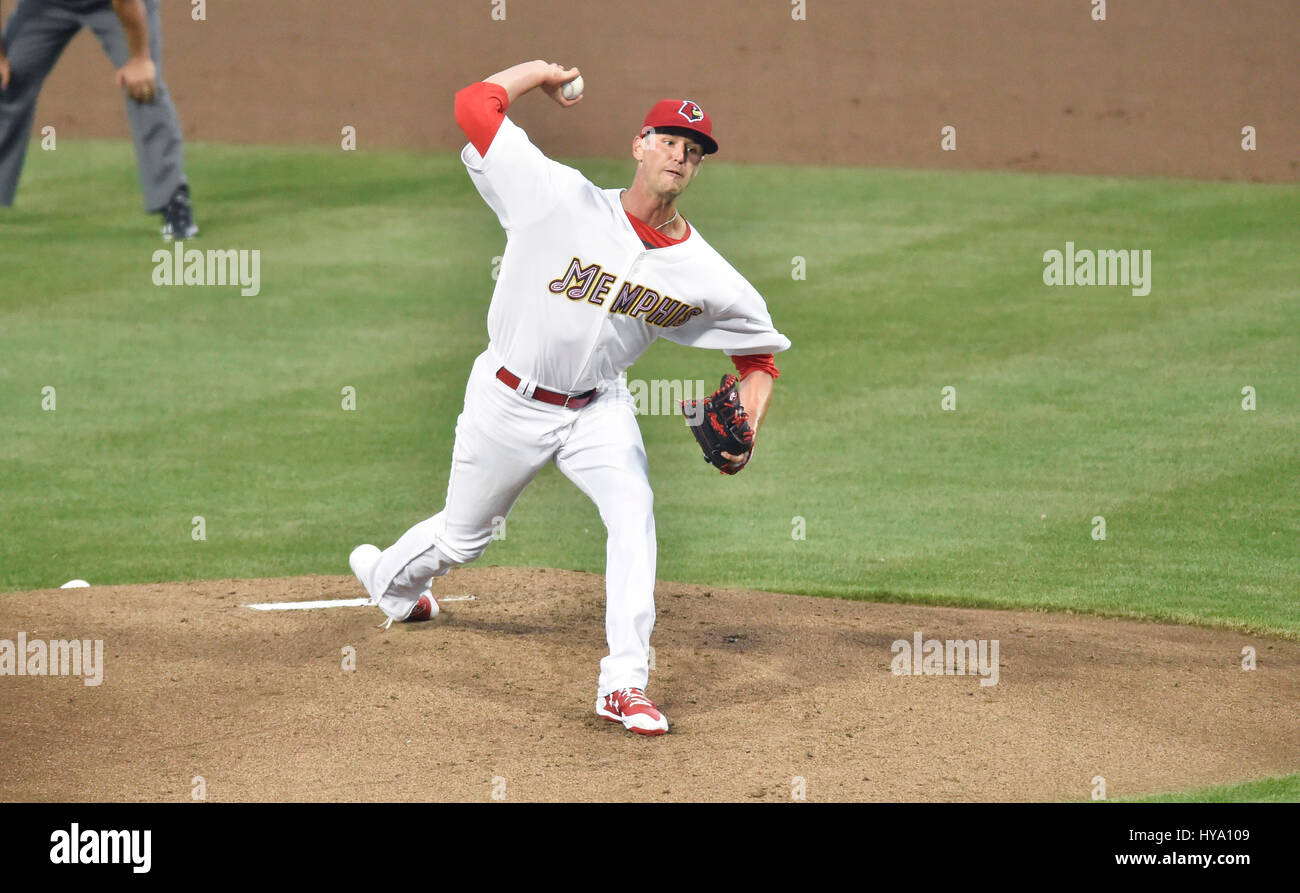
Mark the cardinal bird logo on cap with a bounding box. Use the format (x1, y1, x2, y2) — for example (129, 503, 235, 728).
(678, 101, 704, 124)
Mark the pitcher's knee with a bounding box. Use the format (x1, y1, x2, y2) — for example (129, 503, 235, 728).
(440, 523, 502, 565)
(604, 486, 655, 536)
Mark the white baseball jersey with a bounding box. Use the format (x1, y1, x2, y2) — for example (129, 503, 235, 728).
(461, 117, 791, 394)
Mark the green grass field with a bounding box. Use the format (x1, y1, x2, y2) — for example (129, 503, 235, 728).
(1123, 772, 1300, 803)
(2, 140, 1297, 644)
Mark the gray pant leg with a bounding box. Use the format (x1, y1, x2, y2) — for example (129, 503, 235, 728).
(0, 0, 82, 206)
(83, 0, 184, 211)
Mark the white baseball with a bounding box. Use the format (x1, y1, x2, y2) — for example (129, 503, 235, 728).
(561, 75, 584, 101)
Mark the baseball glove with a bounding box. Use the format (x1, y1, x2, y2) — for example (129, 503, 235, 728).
(682, 374, 754, 475)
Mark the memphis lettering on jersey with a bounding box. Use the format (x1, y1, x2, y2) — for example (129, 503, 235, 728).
(548, 257, 704, 329)
(50, 824, 151, 874)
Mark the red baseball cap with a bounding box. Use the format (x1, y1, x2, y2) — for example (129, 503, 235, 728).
(640, 99, 719, 155)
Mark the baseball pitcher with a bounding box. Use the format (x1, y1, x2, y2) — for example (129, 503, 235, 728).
(349, 60, 790, 736)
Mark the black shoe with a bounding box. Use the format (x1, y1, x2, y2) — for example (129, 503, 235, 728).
(160, 183, 199, 242)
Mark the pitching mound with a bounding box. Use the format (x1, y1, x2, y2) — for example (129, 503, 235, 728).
(1, 568, 1296, 802)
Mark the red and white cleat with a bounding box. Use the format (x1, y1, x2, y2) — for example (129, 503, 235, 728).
(352, 544, 439, 628)
(404, 591, 438, 623)
(596, 687, 669, 736)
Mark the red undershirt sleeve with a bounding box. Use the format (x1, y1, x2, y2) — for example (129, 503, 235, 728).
(731, 353, 780, 380)
(454, 82, 511, 158)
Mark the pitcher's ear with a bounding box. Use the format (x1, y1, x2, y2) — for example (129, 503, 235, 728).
(637, 126, 659, 158)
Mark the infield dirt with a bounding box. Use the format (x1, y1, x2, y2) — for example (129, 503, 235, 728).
(2, 569, 1296, 802)
(31, 0, 1299, 182)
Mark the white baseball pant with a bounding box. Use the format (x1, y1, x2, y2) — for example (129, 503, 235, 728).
(358, 347, 657, 696)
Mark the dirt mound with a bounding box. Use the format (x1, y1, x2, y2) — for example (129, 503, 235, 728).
(1, 568, 1295, 801)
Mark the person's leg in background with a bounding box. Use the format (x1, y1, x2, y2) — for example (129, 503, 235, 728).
(84, 0, 193, 235)
(0, 0, 81, 206)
